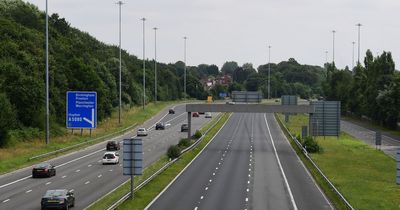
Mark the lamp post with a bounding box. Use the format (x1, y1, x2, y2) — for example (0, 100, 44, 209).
(356, 23, 362, 65)
(45, 0, 49, 144)
(332, 30, 336, 64)
(117, 1, 123, 124)
(352, 41, 355, 69)
(268, 45, 271, 99)
(141, 18, 146, 109)
(153, 27, 158, 103)
(183, 36, 187, 100)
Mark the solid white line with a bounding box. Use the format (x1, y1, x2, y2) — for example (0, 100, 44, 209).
(0, 176, 30, 189)
(264, 114, 298, 210)
(144, 114, 231, 210)
(26, 190, 32, 193)
(2, 199, 10, 203)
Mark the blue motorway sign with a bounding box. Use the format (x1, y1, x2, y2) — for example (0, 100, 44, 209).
(219, 92, 227, 98)
(66, 91, 97, 129)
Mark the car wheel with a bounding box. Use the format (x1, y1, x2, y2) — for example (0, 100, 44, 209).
(53, 170, 56, 176)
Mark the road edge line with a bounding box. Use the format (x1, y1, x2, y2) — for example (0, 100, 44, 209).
(144, 113, 231, 210)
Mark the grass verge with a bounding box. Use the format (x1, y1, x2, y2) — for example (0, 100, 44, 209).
(0, 101, 179, 175)
(276, 113, 400, 210)
(87, 113, 230, 210)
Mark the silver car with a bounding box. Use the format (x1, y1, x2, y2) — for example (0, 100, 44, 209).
(137, 128, 148, 136)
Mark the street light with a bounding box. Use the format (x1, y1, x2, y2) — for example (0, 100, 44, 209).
(45, 0, 49, 144)
(268, 45, 271, 99)
(141, 18, 146, 109)
(153, 27, 158, 103)
(332, 30, 336, 64)
(117, 1, 123, 124)
(356, 23, 362, 65)
(352, 41, 355, 69)
(183, 36, 187, 100)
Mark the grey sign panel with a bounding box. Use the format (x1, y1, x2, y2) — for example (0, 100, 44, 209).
(375, 132, 382, 146)
(397, 149, 400, 184)
(232, 91, 262, 103)
(123, 138, 143, 176)
(309, 101, 341, 137)
(186, 104, 314, 113)
(281, 95, 298, 105)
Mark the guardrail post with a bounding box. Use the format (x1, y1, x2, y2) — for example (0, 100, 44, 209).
(188, 112, 192, 139)
(397, 148, 400, 185)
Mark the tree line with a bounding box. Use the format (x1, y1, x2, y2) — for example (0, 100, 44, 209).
(324, 50, 400, 129)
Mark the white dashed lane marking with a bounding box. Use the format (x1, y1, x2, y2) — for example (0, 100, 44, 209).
(75, 169, 80, 172)
(88, 164, 92, 167)
(45, 182, 51, 185)
(2, 199, 10, 203)
(26, 190, 32, 193)
(62, 175, 67, 178)
(98, 174, 102, 178)
(85, 181, 90, 185)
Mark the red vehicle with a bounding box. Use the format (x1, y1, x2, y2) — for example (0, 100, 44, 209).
(192, 112, 199, 117)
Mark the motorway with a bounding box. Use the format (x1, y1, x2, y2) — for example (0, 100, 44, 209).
(0, 104, 214, 210)
(147, 113, 333, 210)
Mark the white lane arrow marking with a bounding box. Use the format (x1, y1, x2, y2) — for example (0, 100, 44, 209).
(83, 108, 95, 128)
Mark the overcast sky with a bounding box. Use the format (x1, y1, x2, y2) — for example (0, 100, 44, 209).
(25, 0, 400, 69)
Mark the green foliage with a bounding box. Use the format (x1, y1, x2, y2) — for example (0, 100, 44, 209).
(0, 0, 207, 147)
(167, 145, 181, 159)
(193, 130, 202, 139)
(302, 136, 322, 153)
(0, 93, 17, 146)
(178, 138, 191, 148)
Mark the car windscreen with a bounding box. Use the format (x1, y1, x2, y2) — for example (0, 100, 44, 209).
(104, 154, 115, 159)
(44, 190, 65, 198)
(138, 128, 145, 131)
(35, 163, 50, 168)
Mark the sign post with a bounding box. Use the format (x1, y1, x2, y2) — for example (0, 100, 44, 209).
(66, 91, 97, 129)
(123, 138, 143, 199)
(375, 131, 382, 150)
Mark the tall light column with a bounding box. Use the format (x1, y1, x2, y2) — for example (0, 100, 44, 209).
(141, 18, 146, 109)
(45, 0, 49, 144)
(153, 27, 158, 103)
(356, 23, 362, 65)
(117, 1, 123, 124)
(352, 41, 355, 69)
(325, 50, 328, 64)
(268, 45, 271, 99)
(332, 30, 336, 64)
(183, 36, 187, 99)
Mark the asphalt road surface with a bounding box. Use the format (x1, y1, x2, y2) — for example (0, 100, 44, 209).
(147, 113, 333, 210)
(341, 120, 400, 158)
(0, 104, 214, 210)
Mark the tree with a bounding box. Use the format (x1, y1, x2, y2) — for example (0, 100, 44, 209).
(221, 61, 238, 75)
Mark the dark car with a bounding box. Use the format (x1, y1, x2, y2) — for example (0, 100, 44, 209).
(106, 140, 120, 151)
(198, 111, 205, 115)
(155, 122, 165, 130)
(168, 109, 175, 114)
(192, 112, 199, 117)
(181, 124, 189, 132)
(32, 163, 56, 178)
(41, 189, 74, 210)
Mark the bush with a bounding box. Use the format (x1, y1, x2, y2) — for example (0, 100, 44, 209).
(167, 145, 181, 159)
(302, 136, 322, 153)
(193, 130, 202, 139)
(178, 138, 191, 148)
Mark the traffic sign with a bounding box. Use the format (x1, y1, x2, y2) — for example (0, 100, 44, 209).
(66, 91, 97, 129)
(219, 92, 227, 98)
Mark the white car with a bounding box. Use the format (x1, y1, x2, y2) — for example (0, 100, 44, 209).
(102, 152, 119, 165)
(137, 128, 148, 136)
(205, 112, 212, 118)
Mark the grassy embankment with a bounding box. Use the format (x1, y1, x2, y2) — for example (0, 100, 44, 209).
(277, 113, 400, 210)
(0, 101, 178, 174)
(87, 113, 229, 210)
